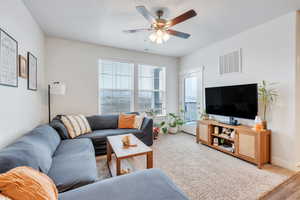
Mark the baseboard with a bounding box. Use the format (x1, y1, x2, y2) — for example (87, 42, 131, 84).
(271, 156, 297, 171)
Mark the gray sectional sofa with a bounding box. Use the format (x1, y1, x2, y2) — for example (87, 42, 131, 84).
(0, 118, 189, 200)
(0, 125, 97, 192)
(59, 169, 189, 200)
(50, 114, 154, 155)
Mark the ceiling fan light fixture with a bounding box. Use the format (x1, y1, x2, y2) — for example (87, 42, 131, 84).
(156, 29, 163, 36)
(149, 29, 170, 44)
(126, 6, 196, 44)
(149, 32, 157, 42)
(163, 32, 170, 41)
(156, 37, 163, 44)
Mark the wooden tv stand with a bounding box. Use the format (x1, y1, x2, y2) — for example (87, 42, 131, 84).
(196, 120, 271, 168)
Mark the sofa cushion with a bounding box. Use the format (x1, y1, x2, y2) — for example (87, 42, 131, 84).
(26, 125, 61, 155)
(0, 125, 60, 174)
(50, 120, 70, 139)
(58, 169, 189, 200)
(76, 129, 144, 142)
(48, 139, 97, 192)
(21, 125, 61, 173)
(53, 138, 94, 157)
(0, 141, 40, 173)
(86, 115, 118, 130)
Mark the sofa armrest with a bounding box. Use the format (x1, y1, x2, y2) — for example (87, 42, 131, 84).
(141, 117, 153, 131)
(58, 169, 189, 200)
(140, 117, 153, 146)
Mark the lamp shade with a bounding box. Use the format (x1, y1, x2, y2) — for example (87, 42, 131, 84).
(50, 82, 66, 95)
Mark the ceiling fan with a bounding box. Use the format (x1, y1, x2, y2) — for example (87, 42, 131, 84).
(124, 6, 197, 44)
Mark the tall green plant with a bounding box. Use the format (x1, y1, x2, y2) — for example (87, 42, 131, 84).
(258, 80, 278, 121)
(145, 109, 159, 118)
(159, 110, 185, 134)
(168, 113, 184, 128)
(160, 121, 168, 134)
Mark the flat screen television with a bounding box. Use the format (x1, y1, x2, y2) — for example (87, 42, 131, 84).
(205, 84, 258, 120)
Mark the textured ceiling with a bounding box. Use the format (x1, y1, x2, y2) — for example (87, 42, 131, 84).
(23, 0, 300, 57)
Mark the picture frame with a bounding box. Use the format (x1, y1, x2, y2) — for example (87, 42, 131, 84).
(19, 55, 27, 79)
(0, 28, 18, 87)
(27, 52, 37, 91)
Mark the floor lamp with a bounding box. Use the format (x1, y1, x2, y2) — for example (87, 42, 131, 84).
(48, 82, 66, 123)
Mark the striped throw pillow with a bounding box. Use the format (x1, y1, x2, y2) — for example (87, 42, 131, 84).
(60, 115, 92, 138)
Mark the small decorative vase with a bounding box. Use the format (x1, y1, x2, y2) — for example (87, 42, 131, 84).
(262, 120, 267, 130)
(122, 135, 131, 148)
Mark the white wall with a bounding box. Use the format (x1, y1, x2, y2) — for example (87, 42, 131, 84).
(45, 37, 179, 118)
(0, 0, 46, 148)
(180, 13, 297, 170)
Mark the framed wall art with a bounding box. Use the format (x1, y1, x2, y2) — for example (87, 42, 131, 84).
(0, 29, 18, 87)
(27, 52, 37, 91)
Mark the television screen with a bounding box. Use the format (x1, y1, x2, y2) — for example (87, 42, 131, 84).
(205, 84, 258, 119)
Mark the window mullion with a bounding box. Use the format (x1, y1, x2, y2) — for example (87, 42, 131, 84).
(133, 63, 139, 112)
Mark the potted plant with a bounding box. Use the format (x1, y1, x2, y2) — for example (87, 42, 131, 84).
(167, 112, 185, 134)
(199, 109, 209, 120)
(159, 121, 168, 134)
(146, 109, 162, 138)
(145, 109, 158, 119)
(258, 80, 278, 129)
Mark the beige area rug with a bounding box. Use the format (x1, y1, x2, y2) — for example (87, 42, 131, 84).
(96, 133, 293, 200)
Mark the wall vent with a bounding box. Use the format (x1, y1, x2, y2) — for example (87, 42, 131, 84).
(219, 49, 242, 75)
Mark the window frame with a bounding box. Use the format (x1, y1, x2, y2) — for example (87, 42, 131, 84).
(98, 59, 134, 114)
(137, 64, 166, 115)
(98, 58, 166, 115)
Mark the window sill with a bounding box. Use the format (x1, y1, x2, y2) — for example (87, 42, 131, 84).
(155, 115, 167, 118)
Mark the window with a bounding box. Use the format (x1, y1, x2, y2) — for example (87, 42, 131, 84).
(99, 60, 166, 115)
(138, 65, 166, 115)
(99, 60, 134, 114)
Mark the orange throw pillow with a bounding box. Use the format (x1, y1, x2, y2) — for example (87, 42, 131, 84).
(0, 166, 58, 200)
(118, 114, 136, 129)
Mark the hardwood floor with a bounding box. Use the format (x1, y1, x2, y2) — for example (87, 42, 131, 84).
(260, 172, 300, 200)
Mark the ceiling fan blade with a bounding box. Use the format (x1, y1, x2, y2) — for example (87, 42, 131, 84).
(168, 9, 197, 27)
(136, 6, 156, 24)
(123, 28, 152, 33)
(166, 29, 191, 39)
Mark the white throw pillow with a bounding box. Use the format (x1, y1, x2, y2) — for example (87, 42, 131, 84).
(0, 194, 12, 200)
(134, 114, 145, 129)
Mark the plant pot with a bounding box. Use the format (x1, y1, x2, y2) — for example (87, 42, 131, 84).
(168, 127, 178, 134)
(262, 120, 267, 130)
(202, 116, 209, 120)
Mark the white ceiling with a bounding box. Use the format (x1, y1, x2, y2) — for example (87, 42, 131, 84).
(23, 0, 300, 57)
